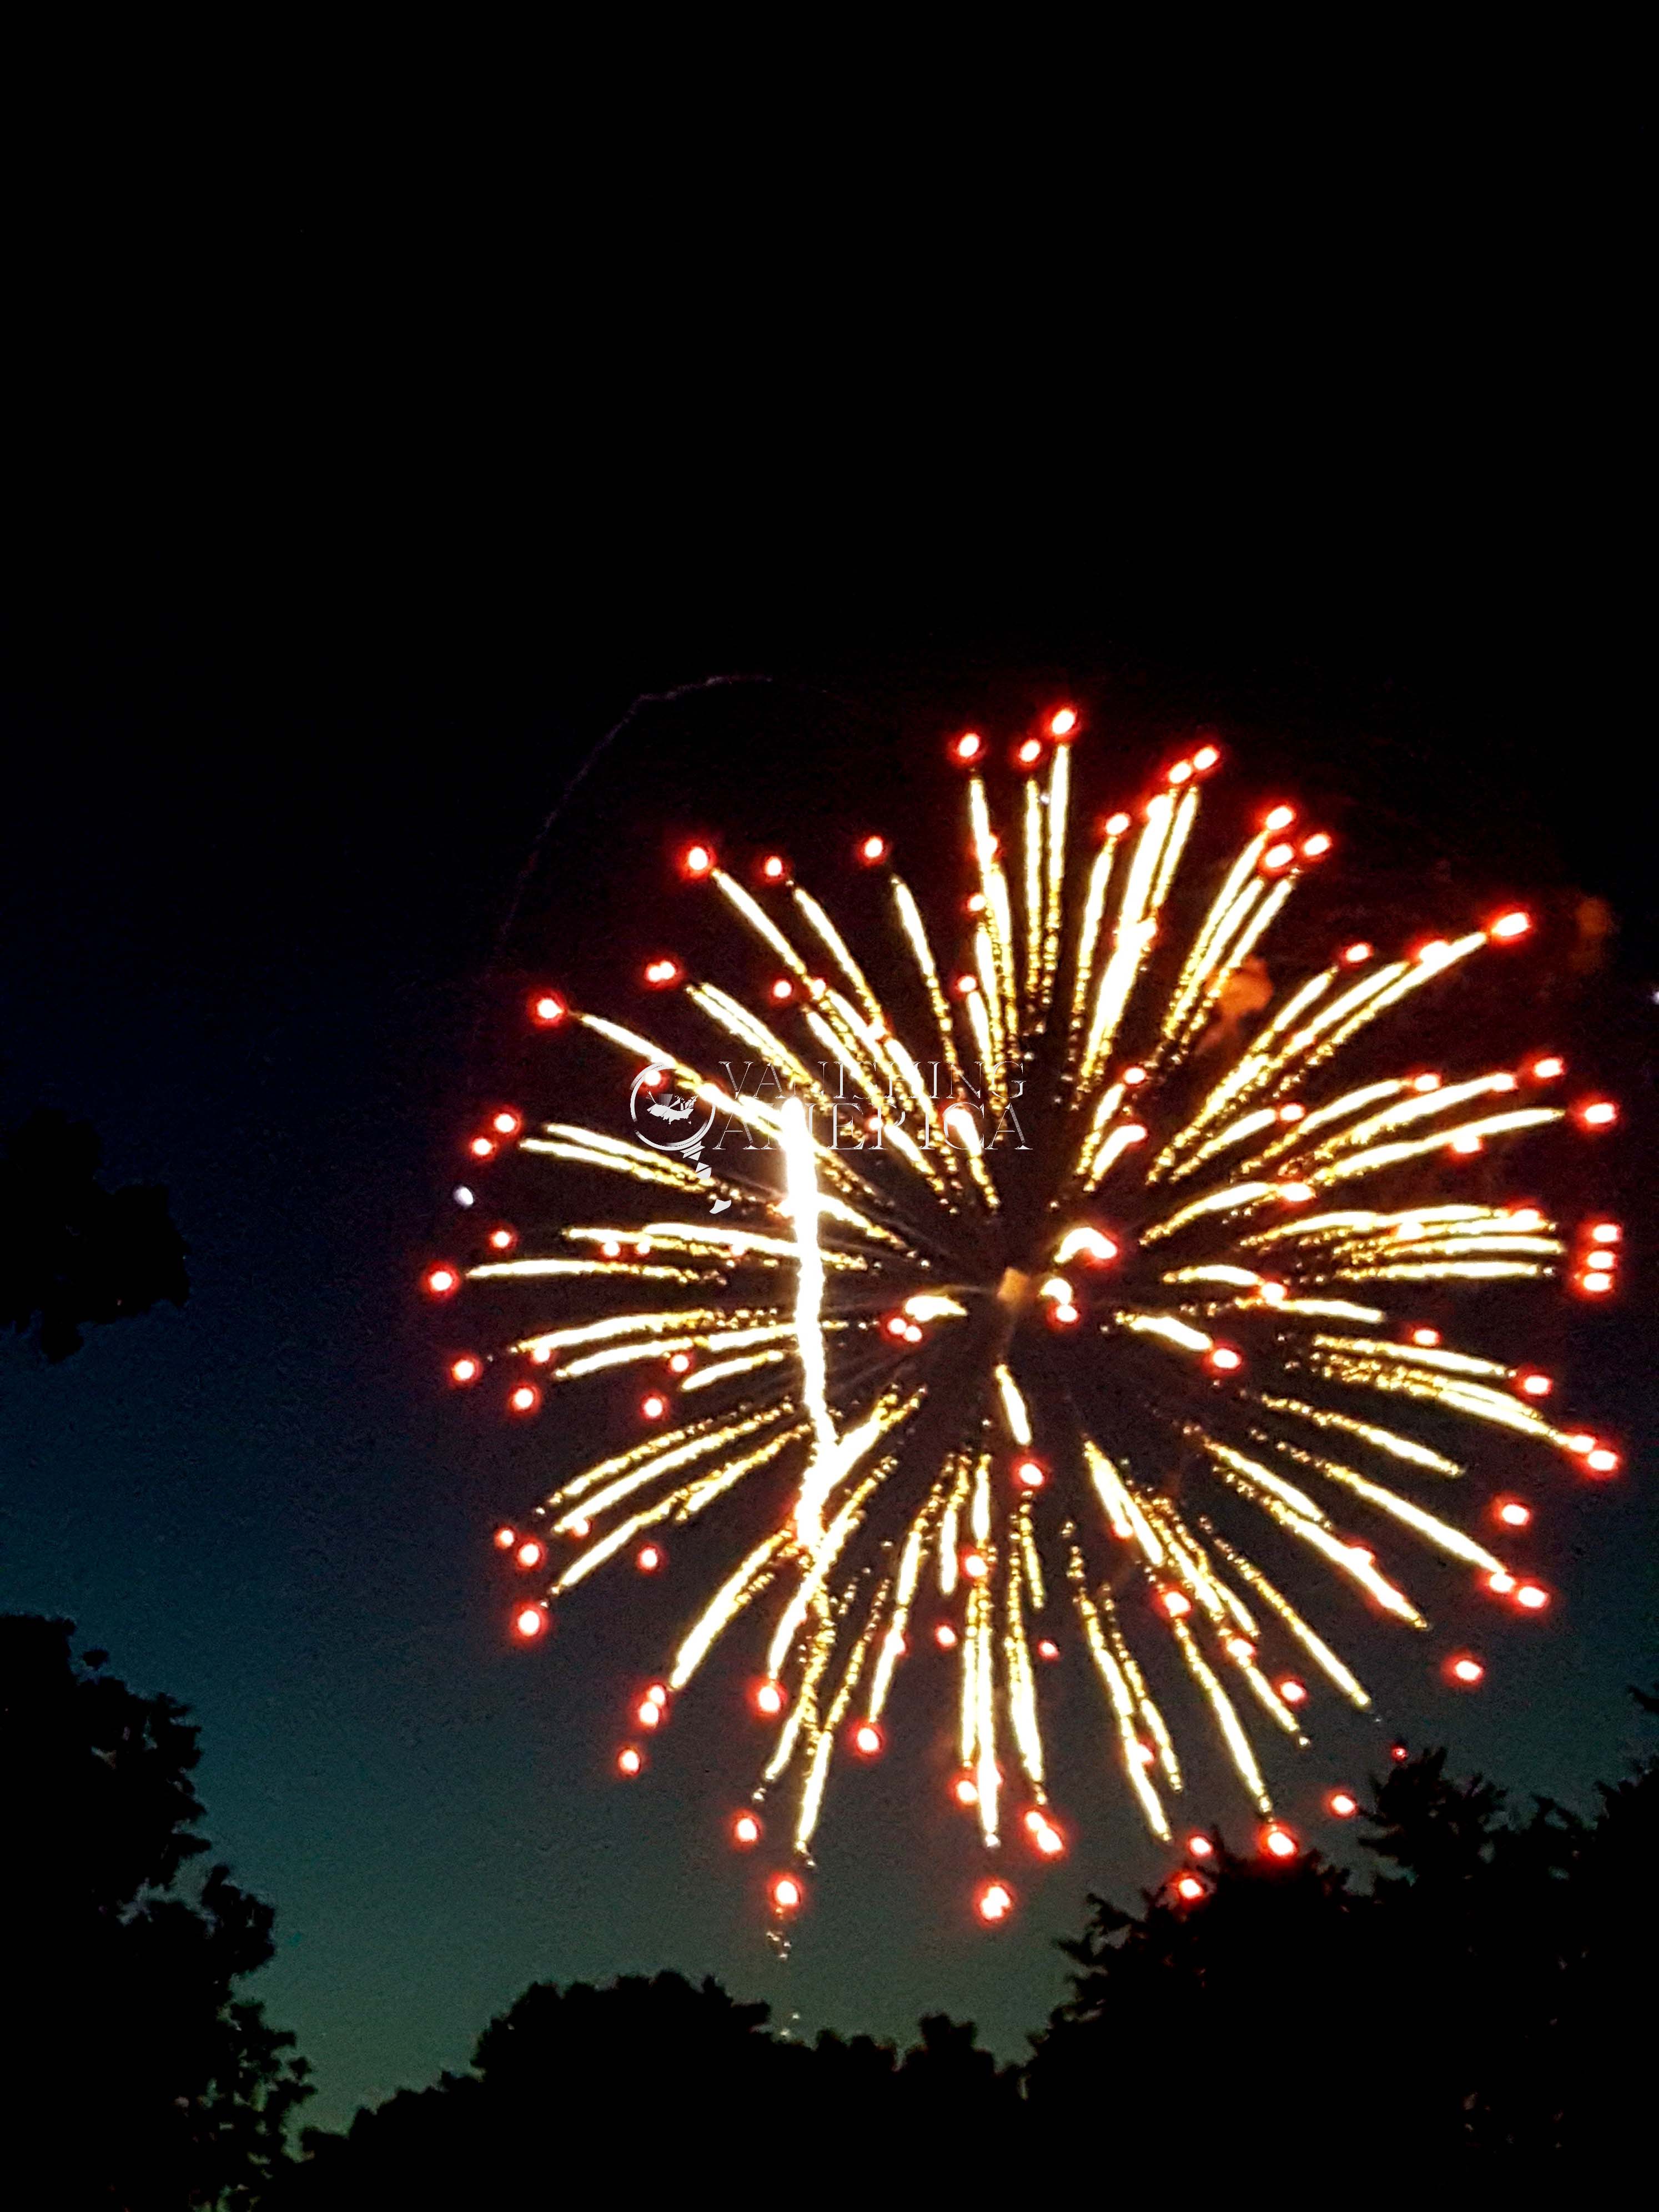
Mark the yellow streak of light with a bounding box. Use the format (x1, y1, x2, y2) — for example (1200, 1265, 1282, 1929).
(1251, 1393, 1463, 1476)
(1269, 1439, 1502, 1571)
(893, 876, 969, 1098)
(680, 1348, 788, 1391)
(1169, 1617, 1273, 1812)
(670, 1531, 792, 1690)
(1069, 1562, 1170, 1840)
(1023, 776, 1044, 1012)
(994, 1366, 1032, 1445)
(1206, 1535, 1374, 1707)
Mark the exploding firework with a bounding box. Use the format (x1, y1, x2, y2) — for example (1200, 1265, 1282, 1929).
(434, 717, 1621, 1914)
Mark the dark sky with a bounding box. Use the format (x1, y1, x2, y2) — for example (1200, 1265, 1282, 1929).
(1, 200, 1651, 2125)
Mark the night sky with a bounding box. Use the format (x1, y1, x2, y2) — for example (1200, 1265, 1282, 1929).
(3, 441, 1652, 2127)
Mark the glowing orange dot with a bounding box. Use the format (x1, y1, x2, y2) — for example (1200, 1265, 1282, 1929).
(1342, 942, 1373, 964)
(1530, 1055, 1565, 1080)
(1105, 812, 1132, 837)
(1449, 1656, 1484, 1685)
(514, 1606, 546, 1640)
(953, 732, 984, 762)
(1052, 1303, 1080, 1327)
(853, 1723, 882, 1757)
(884, 1314, 910, 1339)
(509, 1384, 540, 1415)
(636, 1544, 665, 1575)
(530, 990, 567, 1025)
(1328, 1791, 1358, 1819)
(682, 843, 713, 877)
(1034, 1822, 1064, 1858)
(732, 1812, 761, 1846)
(1301, 832, 1332, 859)
(1123, 1064, 1148, 1085)
(761, 854, 787, 881)
(1262, 1824, 1298, 1859)
(859, 834, 888, 864)
(1133, 1741, 1155, 1768)
(1489, 909, 1531, 941)
(1262, 842, 1295, 871)
(1225, 1635, 1256, 1662)
(755, 1680, 785, 1716)
(1417, 940, 1452, 965)
(1193, 743, 1221, 772)
(903, 1323, 923, 1344)
(1015, 737, 1044, 767)
(1449, 1132, 1483, 1155)
(598, 1238, 622, 1260)
(1586, 1446, 1620, 1475)
(1188, 1833, 1214, 1858)
(966, 892, 987, 913)
(494, 1525, 516, 1550)
(450, 1354, 480, 1384)
(1278, 1102, 1305, 1123)
(1411, 1073, 1442, 1093)
(1168, 759, 1194, 785)
(1209, 1345, 1242, 1372)
(515, 1540, 544, 1570)
(1159, 1589, 1192, 1619)
(641, 1394, 666, 1420)
(954, 1776, 978, 1806)
(1013, 1457, 1045, 1490)
(1123, 1123, 1148, 1145)
(1517, 1371, 1551, 1397)
(617, 1746, 642, 1776)
(771, 1874, 802, 1912)
(1263, 805, 1296, 832)
(1175, 1873, 1206, 1902)
(1516, 1583, 1549, 1611)
(566, 1516, 590, 1539)
(1487, 1569, 1517, 1596)
(487, 1226, 516, 1252)
(1278, 1678, 1307, 1705)
(1497, 1502, 1531, 1533)
(1037, 1639, 1059, 1661)
(977, 1880, 1013, 1923)
(1587, 1221, 1621, 1245)
(469, 1135, 496, 1159)
(1049, 708, 1078, 738)
(961, 1550, 988, 1582)
(1410, 1327, 1441, 1348)
(1581, 1099, 1619, 1129)
(1279, 1182, 1314, 1204)
(935, 1623, 958, 1651)
(1581, 1273, 1615, 1295)
(636, 1699, 661, 1728)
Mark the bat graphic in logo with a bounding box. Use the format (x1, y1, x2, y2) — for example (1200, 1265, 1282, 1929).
(646, 1093, 698, 1124)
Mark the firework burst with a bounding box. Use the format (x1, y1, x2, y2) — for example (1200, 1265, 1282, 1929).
(431, 713, 1622, 1921)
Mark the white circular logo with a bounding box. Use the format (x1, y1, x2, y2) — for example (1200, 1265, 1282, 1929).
(629, 1067, 717, 1154)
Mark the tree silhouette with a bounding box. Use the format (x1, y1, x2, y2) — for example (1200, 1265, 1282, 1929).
(269, 1696, 1658, 2194)
(1, 1109, 187, 1359)
(273, 1973, 1020, 2199)
(1028, 1693, 1659, 2164)
(0, 1616, 309, 2206)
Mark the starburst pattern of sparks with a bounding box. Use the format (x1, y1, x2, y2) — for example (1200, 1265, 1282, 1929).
(430, 714, 1623, 1926)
